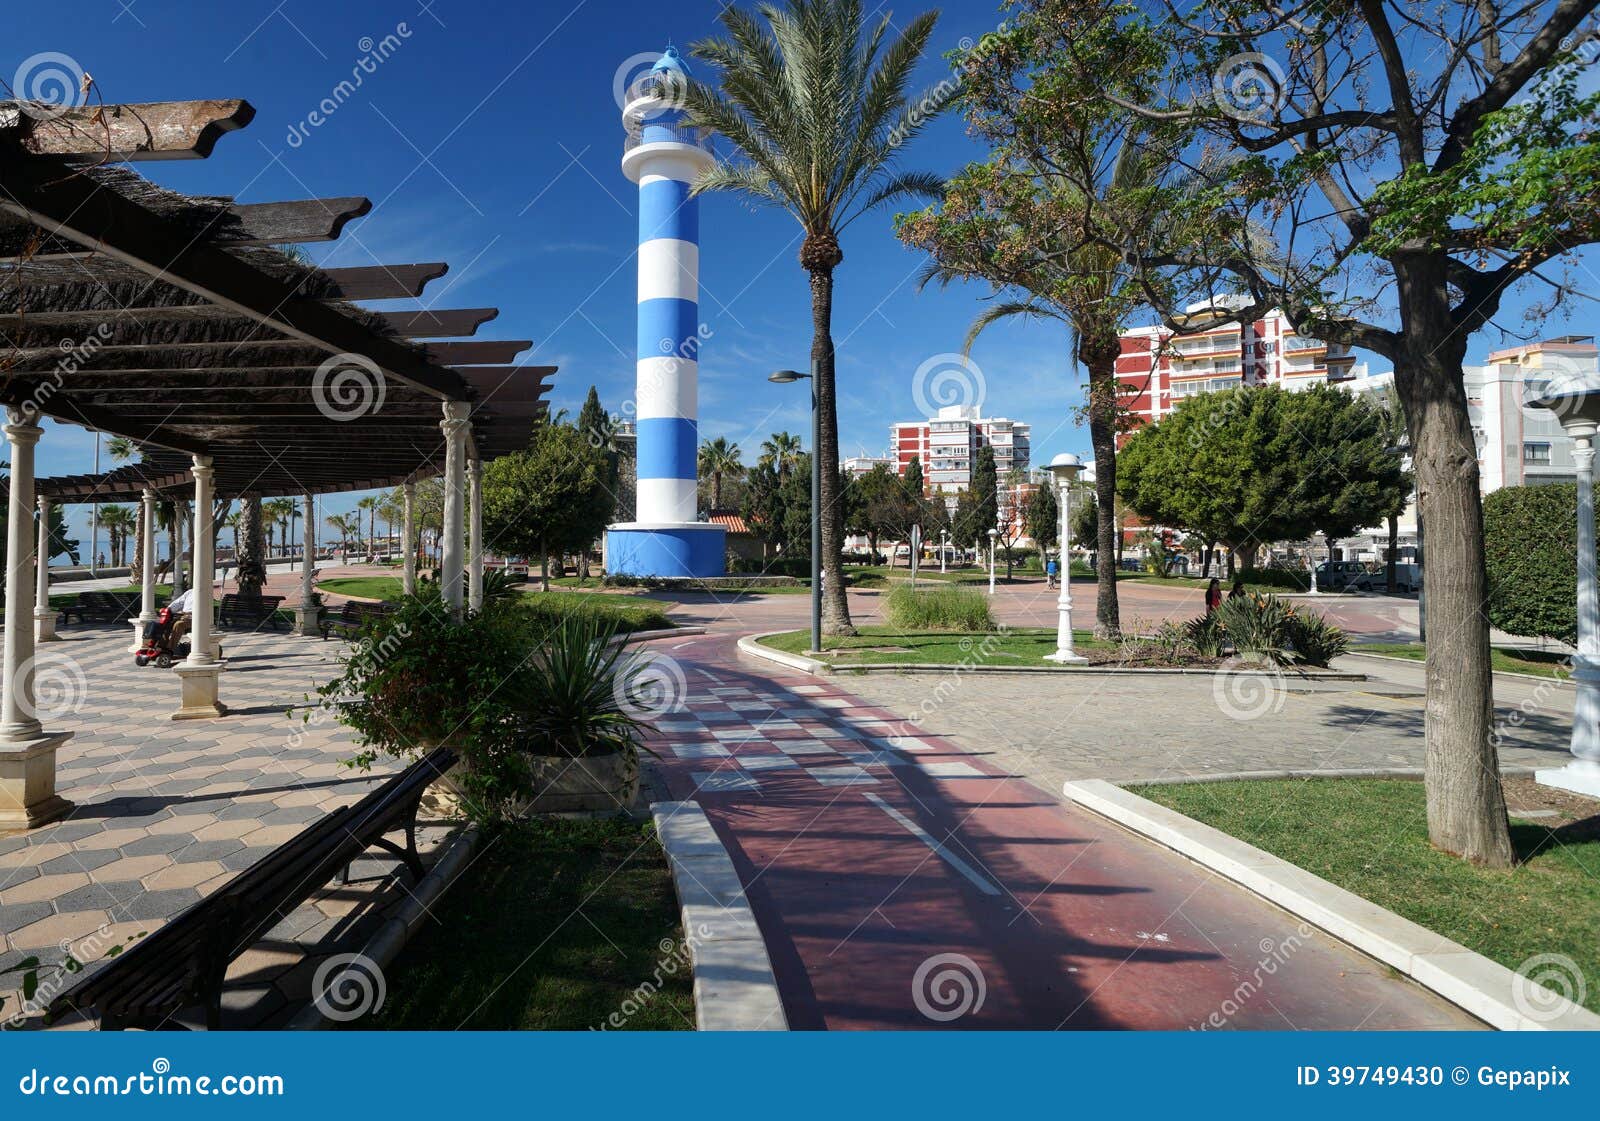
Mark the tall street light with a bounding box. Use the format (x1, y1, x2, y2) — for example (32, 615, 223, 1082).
(1045, 453, 1088, 664)
(770, 369, 821, 654)
(1527, 380, 1600, 797)
(940, 529, 949, 573)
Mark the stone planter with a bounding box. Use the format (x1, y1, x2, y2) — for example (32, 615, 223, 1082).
(523, 749, 639, 814)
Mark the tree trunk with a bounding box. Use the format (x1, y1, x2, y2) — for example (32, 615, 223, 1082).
(808, 266, 854, 635)
(1084, 353, 1122, 638)
(1386, 513, 1399, 593)
(236, 498, 266, 596)
(1393, 259, 1513, 867)
(540, 536, 550, 592)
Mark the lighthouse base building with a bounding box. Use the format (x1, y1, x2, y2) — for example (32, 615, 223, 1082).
(605, 46, 725, 578)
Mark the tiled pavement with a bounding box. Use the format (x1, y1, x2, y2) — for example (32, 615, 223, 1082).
(644, 631, 1483, 1030)
(0, 623, 441, 1029)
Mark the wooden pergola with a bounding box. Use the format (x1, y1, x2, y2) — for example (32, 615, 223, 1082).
(0, 96, 555, 828)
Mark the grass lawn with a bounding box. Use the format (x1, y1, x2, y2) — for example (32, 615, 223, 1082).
(759, 625, 1105, 665)
(316, 577, 674, 632)
(1351, 643, 1572, 680)
(1138, 779, 1600, 1013)
(355, 817, 694, 1030)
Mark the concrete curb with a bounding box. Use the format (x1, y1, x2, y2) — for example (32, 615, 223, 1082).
(287, 823, 480, 1031)
(1123, 766, 1540, 786)
(1059, 779, 1600, 1032)
(618, 625, 706, 645)
(1345, 649, 1574, 687)
(737, 630, 1365, 681)
(651, 800, 788, 1031)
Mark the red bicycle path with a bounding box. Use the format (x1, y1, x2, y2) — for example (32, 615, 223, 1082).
(641, 622, 1476, 1031)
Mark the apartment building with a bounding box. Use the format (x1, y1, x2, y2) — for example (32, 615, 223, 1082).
(889, 405, 1032, 494)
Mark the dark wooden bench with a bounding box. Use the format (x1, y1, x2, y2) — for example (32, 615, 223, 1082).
(216, 593, 287, 630)
(57, 591, 141, 625)
(47, 745, 457, 1031)
(319, 599, 395, 640)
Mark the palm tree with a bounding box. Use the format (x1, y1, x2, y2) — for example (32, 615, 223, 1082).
(686, 0, 944, 635)
(105, 436, 143, 574)
(234, 498, 267, 595)
(697, 437, 744, 510)
(356, 495, 380, 558)
(758, 431, 803, 480)
(905, 125, 1230, 639)
(263, 498, 298, 562)
(98, 504, 136, 567)
(326, 513, 360, 561)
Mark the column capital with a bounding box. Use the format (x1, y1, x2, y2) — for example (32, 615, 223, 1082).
(442, 400, 472, 426)
(4, 413, 42, 444)
(35, 494, 50, 512)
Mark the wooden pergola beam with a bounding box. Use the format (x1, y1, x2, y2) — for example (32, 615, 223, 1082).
(318, 263, 448, 300)
(1, 99, 254, 162)
(3, 338, 533, 372)
(0, 156, 468, 400)
(0, 305, 499, 341)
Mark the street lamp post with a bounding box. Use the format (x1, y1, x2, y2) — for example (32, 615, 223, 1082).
(987, 527, 997, 595)
(770, 369, 822, 655)
(940, 529, 949, 574)
(1527, 380, 1600, 797)
(1045, 453, 1088, 664)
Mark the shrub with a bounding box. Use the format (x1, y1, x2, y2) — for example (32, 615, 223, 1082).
(521, 592, 672, 633)
(883, 584, 995, 631)
(1214, 593, 1296, 664)
(1185, 613, 1226, 657)
(1484, 483, 1576, 644)
(1246, 566, 1311, 592)
(1284, 611, 1348, 667)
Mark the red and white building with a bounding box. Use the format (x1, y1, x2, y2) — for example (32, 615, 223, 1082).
(1115, 298, 1360, 440)
(890, 405, 1032, 494)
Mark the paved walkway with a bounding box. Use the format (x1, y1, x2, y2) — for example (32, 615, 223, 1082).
(0, 625, 439, 1029)
(645, 630, 1479, 1029)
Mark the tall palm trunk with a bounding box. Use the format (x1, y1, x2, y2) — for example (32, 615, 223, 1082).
(808, 261, 854, 635)
(1083, 342, 1123, 639)
(236, 498, 266, 596)
(1394, 256, 1512, 868)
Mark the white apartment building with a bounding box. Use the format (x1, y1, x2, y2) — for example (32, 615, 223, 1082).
(890, 405, 1032, 494)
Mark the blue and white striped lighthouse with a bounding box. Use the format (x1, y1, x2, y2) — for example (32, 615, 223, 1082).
(605, 46, 726, 578)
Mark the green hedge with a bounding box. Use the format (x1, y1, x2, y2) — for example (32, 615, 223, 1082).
(883, 585, 995, 631)
(1484, 483, 1576, 644)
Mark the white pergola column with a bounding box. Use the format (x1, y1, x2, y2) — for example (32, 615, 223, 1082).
(0, 410, 72, 827)
(468, 459, 484, 612)
(440, 402, 471, 619)
(295, 492, 319, 637)
(1540, 417, 1600, 796)
(173, 455, 225, 720)
(34, 495, 58, 642)
(129, 488, 157, 652)
(402, 481, 417, 596)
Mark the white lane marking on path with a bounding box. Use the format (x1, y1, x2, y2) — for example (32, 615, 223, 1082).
(862, 792, 1002, 897)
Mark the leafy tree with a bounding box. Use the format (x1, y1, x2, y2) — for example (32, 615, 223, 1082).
(740, 460, 788, 559)
(1282, 387, 1411, 569)
(481, 422, 616, 591)
(697, 436, 745, 510)
(687, 0, 946, 635)
(849, 464, 901, 562)
(779, 452, 814, 559)
(1024, 478, 1058, 571)
(1484, 484, 1576, 645)
(1037, 0, 1600, 864)
(1117, 386, 1314, 570)
(953, 446, 1000, 552)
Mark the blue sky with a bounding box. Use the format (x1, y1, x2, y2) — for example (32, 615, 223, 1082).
(13, 0, 1597, 553)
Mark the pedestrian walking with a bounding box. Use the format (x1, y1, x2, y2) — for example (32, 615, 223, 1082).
(1205, 577, 1222, 616)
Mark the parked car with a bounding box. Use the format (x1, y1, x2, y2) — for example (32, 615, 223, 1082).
(1312, 560, 1369, 590)
(1349, 564, 1422, 594)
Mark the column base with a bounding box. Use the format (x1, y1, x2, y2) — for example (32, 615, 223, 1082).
(0, 731, 75, 830)
(295, 604, 321, 638)
(1044, 650, 1089, 664)
(171, 662, 228, 721)
(34, 608, 58, 642)
(605, 523, 726, 579)
(129, 616, 154, 653)
(1535, 759, 1600, 800)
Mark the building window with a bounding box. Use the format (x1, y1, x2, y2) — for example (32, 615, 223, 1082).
(1524, 442, 1552, 464)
